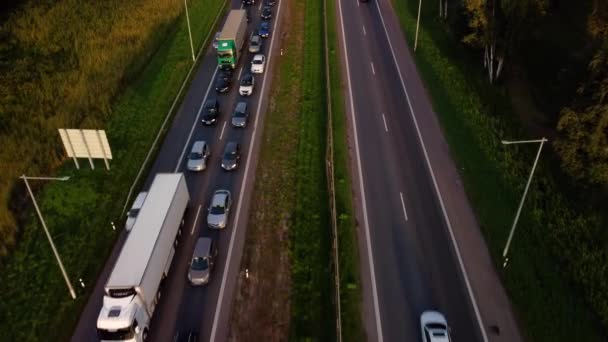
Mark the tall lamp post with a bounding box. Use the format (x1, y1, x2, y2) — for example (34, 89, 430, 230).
(500, 138, 548, 268)
(414, 0, 422, 51)
(184, 0, 196, 62)
(20, 174, 76, 299)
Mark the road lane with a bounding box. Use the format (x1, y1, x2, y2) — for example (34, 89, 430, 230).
(71, 0, 285, 340)
(335, 0, 505, 341)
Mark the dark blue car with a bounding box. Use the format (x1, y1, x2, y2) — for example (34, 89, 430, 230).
(259, 21, 270, 38)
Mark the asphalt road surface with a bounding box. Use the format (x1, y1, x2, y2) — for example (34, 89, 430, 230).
(71, 0, 284, 341)
(335, 0, 524, 341)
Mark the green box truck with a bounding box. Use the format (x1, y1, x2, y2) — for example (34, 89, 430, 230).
(217, 9, 248, 70)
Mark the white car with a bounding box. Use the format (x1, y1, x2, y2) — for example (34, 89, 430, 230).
(125, 191, 147, 231)
(239, 73, 255, 96)
(251, 54, 266, 74)
(420, 311, 451, 342)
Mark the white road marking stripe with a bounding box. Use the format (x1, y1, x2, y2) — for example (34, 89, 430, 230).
(374, 0, 489, 340)
(399, 192, 408, 221)
(190, 205, 202, 235)
(363, 25, 366, 36)
(371, 61, 375, 75)
(337, 0, 384, 340)
(219, 121, 227, 141)
(382, 113, 388, 132)
(209, 0, 284, 339)
(174, 68, 219, 172)
(237, 65, 244, 80)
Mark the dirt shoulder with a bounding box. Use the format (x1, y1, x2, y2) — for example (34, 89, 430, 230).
(227, 0, 304, 340)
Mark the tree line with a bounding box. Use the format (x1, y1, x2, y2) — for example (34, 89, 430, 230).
(0, 0, 183, 257)
(437, 0, 608, 330)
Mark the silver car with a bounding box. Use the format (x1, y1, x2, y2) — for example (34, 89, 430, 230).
(207, 190, 232, 229)
(249, 34, 262, 53)
(187, 141, 210, 171)
(125, 191, 147, 232)
(231, 101, 249, 128)
(188, 238, 217, 286)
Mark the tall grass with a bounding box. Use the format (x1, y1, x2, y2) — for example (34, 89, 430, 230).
(290, 0, 335, 338)
(0, 0, 225, 340)
(391, 0, 608, 340)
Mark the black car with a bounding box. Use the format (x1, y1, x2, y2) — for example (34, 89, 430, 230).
(242, 0, 254, 5)
(264, 0, 276, 6)
(261, 6, 272, 20)
(221, 142, 241, 170)
(246, 7, 251, 22)
(214, 70, 232, 93)
(201, 98, 220, 125)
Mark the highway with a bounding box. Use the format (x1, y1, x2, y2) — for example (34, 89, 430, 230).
(71, 0, 284, 341)
(335, 0, 524, 341)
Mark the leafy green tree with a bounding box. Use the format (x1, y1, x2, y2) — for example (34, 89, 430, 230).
(462, 0, 547, 82)
(556, 0, 608, 186)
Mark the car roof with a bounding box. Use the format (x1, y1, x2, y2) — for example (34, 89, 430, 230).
(252, 35, 260, 41)
(253, 54, 264, 61)
(191, 141, 207, 153)
(205, 98, 218, 106)
(235, 101, 247, 111)
(225, 141, 239, 152)
(212, 190, 230, 206)
(261, 21, 269, 27)
(133, 191, 147, 206)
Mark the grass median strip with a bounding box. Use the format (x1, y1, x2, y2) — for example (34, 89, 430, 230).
(229, 0, 338, 339)
(0, 0, 225, 340)
(391, 0, 606, 340)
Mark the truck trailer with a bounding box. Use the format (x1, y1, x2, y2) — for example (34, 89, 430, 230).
(96, 173, 190, 342)
(217, 9, 248, 69)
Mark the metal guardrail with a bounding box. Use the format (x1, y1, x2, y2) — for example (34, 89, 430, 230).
(323, 0, 343, 339)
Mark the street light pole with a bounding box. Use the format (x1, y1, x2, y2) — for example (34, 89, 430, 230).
(500, 138, 548, 268)
(184, 0, 196, 62)
(20, 174, 76, 299)
(414, 0, 422, 51)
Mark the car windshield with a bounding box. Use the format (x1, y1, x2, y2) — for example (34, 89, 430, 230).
(234, 110, 245, 117)
(210, 205, 225, 215)
(253, 59, 262, 64)
(224, 150, 237, 160)
(241, 77, 252, 86)
(97, 327, 135, 341)
(191, 257, 209, 271)
(426, 323, 447, 331)
(127, 208, 140, 218)
(251, 38, 260, 46)
(189, 152, 202, 160)
(206, 106, 217, 113)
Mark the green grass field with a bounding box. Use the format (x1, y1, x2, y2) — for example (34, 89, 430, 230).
(0, 0, 226, 340)
(290, 0, 336, 338)
(325, 0, 365, 339)
(390, 0, 606, 340)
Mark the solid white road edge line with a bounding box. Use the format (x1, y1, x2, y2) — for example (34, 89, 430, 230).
(399, 192, 408, 221)
(373, 1, 489, 341)
(337, 0, 384, 341)
(371, 61, 376, 75)
(174, 68, 219, 172)
(190, 205, 202, 236)
(382, 113, 388, 132)
(219, 121, 227, 141)
(209, 0, 284, 339)
(363, 25, 367, 35)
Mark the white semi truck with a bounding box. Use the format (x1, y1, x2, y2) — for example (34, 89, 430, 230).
(97, 173, 189, 342)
